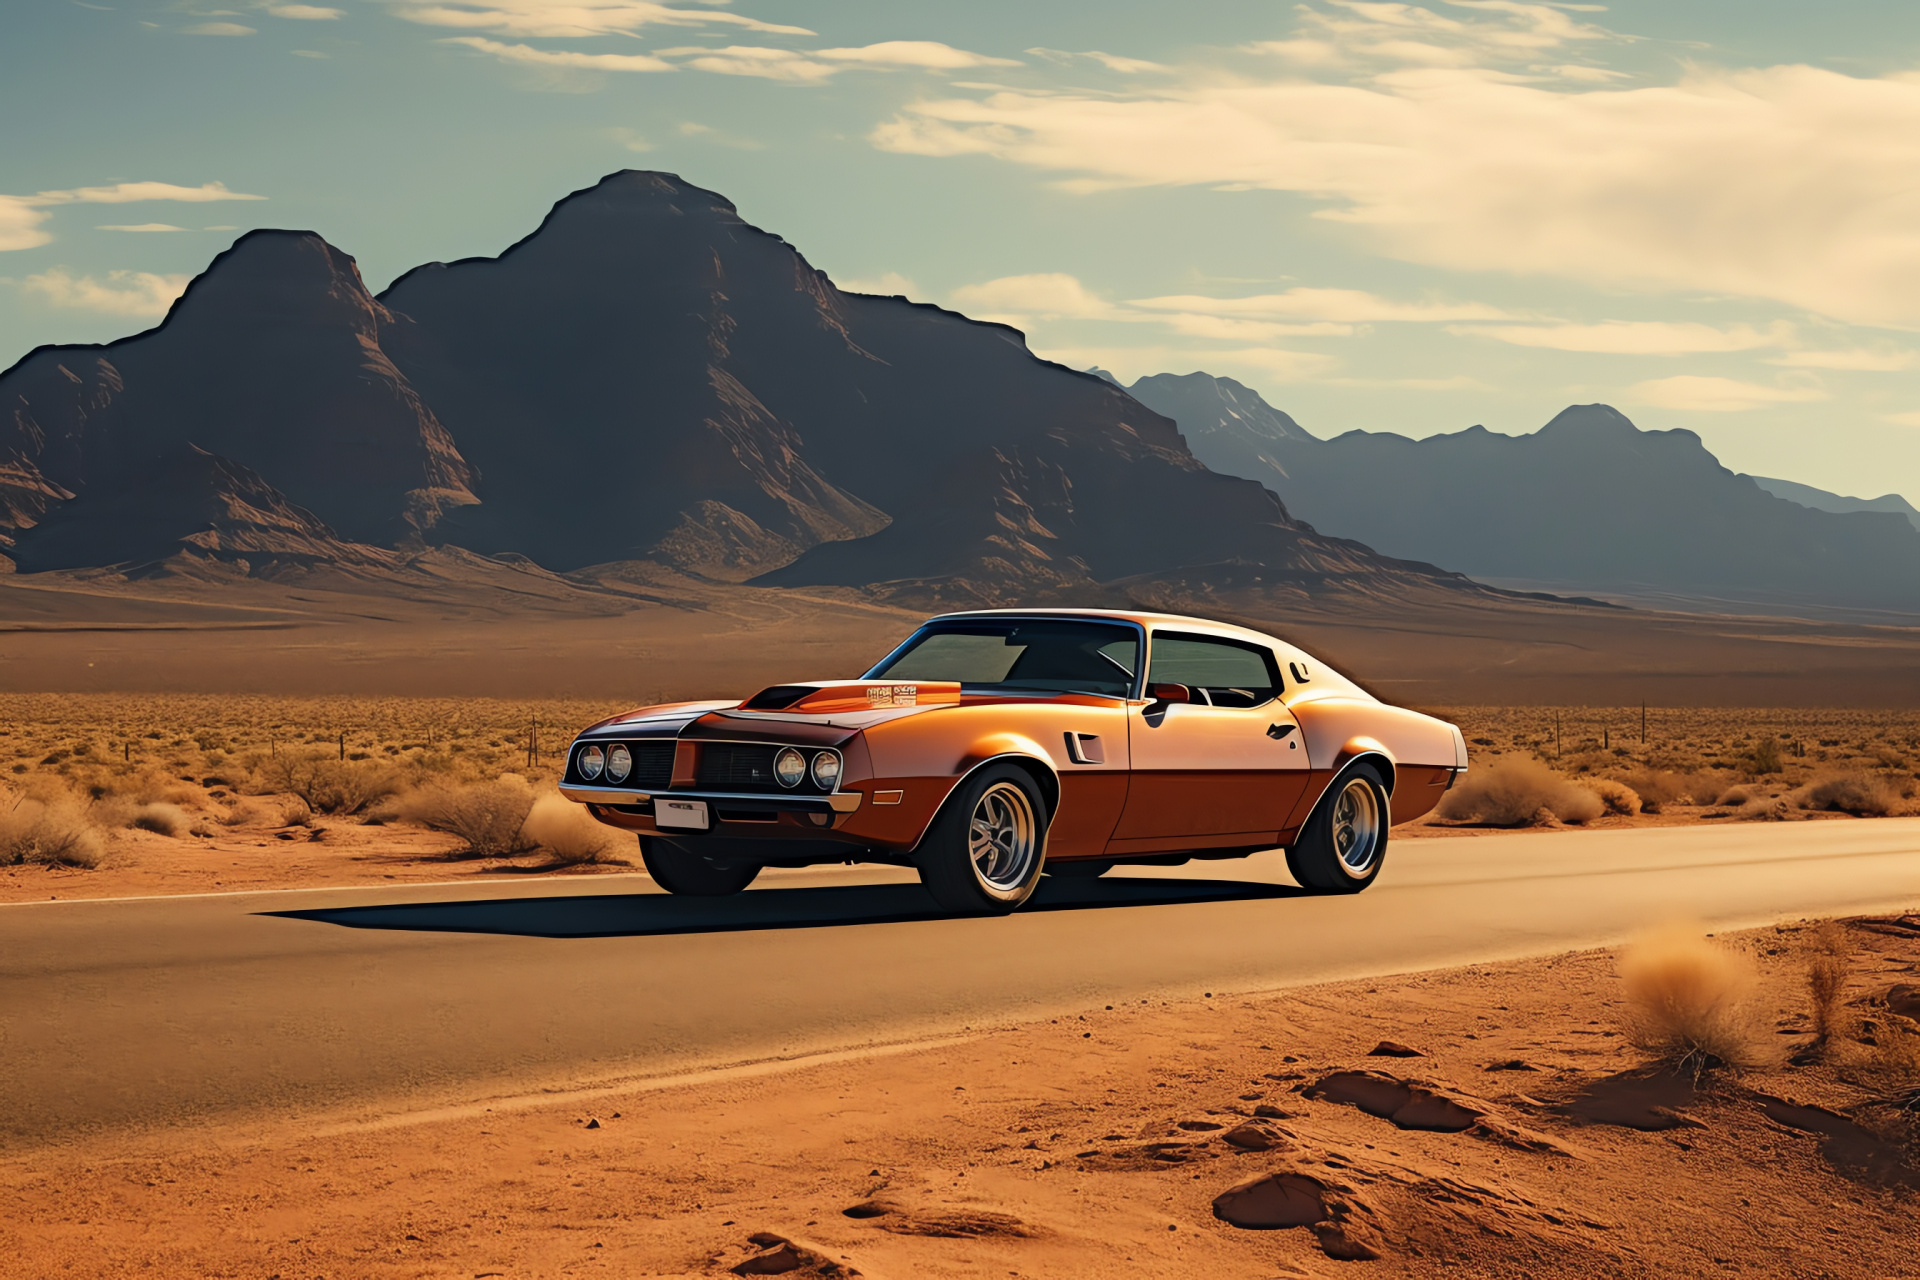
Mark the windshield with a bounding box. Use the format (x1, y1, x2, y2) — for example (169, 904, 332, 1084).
(866, 619, 1140, 698)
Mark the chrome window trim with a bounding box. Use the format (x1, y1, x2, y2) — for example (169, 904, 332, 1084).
(864, 613, 1148, 701)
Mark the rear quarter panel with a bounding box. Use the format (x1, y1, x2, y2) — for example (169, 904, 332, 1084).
(1286, 696, 1461, 829)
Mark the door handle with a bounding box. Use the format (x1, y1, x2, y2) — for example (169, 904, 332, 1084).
(1266, 724, 1295, 740)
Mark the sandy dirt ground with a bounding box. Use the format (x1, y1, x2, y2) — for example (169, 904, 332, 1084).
(4, 562, 1920, 706)
(3, 915, 1916, 1279)
(0, 819, 639, 902)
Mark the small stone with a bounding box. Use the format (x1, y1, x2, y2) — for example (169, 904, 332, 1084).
(585, 1118, 601, 1129)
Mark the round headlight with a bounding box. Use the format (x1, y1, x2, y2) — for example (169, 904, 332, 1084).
(810, 749, 842, 790)
(774, 747, 807, 788)
(606, 744, 633, 783)
(578, 744, 604, 780)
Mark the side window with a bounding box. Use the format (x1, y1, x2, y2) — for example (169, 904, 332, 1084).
(1147, 634, 1281, 708)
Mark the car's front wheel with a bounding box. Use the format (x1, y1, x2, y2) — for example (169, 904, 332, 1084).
(640, 836, 761, 896)
(915, 764, 1048, 914)
(1286, 765, 1389, 894)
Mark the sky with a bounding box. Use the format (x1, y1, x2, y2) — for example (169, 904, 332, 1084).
(8, 1, 1920, 503)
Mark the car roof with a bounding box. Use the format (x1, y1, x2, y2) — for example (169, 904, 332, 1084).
(925, 607, 1286, 650)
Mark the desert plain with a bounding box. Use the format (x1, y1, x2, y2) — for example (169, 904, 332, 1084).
(2, 576, 1919, 1278)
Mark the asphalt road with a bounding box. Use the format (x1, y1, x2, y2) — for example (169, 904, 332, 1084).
(5, 819, 1920, 1152)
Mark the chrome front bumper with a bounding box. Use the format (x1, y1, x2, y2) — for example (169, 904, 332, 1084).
(559, 783, 864, 814)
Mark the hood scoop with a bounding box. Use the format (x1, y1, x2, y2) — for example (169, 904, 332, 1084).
(740, 680, 961, 715)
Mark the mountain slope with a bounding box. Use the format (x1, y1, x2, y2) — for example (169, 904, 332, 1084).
(1750, 474, 1920, 533)
(9, 442, 398, 575)
(377, 171, 1487, 604)
(0, 232, 476, 553)
(1124, 374, 1920, 613)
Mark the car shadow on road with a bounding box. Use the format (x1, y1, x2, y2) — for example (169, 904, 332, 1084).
(264, 874, 1305, 940)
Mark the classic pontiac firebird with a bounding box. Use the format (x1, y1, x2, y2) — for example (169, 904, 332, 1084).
(560, 610, 1469, 914)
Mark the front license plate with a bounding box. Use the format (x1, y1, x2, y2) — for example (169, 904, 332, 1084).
(655, 799, 711, 831)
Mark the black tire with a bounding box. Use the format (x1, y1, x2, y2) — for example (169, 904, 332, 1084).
(1286, 764, 1389, 894)
(915, 764, 1049, 915)
(1047, 859, 1114, 880)
(640, 836, 761, 897)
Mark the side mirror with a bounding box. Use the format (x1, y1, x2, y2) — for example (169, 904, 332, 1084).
(1148, 682, 1192, 705)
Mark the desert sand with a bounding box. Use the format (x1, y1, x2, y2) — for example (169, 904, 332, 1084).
(3, 913, 1915, 1279)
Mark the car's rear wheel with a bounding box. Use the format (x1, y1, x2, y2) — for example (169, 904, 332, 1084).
(916, 764, 1048, 914)
(1047, 859, 1114, 880)
(1286, 765, 1389, 894)
(640, 836, 761, 896)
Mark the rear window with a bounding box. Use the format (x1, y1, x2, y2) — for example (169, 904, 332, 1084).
(868, 619, 1139, 698)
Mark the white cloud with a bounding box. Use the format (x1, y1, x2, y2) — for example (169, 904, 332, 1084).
(815, 42, 1019, 71)
(1248, 0, 1614, 69)
(661, 44, 834, 82)
(1769, 348, 1916, 371)
(293, 49, 330, 57)
(950, 272, 1120, 321)
(1884, 411, 1920, 427)
(1628, 375, 1828, 413)
(1128, 287, 1513, 324)
(950, 273, 1365, 352)
(654, 40, 1016, 82)
(0, 181, 265, 252)
(836, 271, 919, 297)
(39, 181, 267, 206)
(443, 36, 671, 71)
(871, 53, 1920, 327)
(1449, 320, 1789, 355)
(389, 1, 812, 39)
(267, 4, 343, 17)
(97, 223, 188, 232)
(1026, 48, 1167, 74)
(22, 268, 192, 317)
(184, 21, 256, 35)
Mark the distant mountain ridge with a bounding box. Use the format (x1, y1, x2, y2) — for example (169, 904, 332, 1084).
(1749, 474, 1920, 533)
(0, 172, 1493, 609)
(1122, 374, 1920, 614)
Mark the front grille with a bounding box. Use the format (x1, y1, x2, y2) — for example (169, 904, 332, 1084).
(698, 743, 781, 790)
(569, 739, 674, 790)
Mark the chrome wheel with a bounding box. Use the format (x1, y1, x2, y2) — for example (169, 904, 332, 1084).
(969, 781, 1038, 891)
(1331, 777, 1382, 877)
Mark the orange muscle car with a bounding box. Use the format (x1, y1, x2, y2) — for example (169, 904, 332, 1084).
(559, 609, 1469, 914)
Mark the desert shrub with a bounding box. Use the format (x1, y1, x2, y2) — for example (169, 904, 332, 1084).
(255, 754, 399, 816)
(520, 793, 625, 866)
(398, 775, 535, 857)
(1585, 777, 1642, 816)
(1619, 926, 1769, 1074)
(128, 802, 190, 837)
(1436, 756, 1604, 826)
(278, 796, 313, 827)
(1797, 773, 1900, 817)
(215, 798, 273, 827)
(0, 796, 105, 868)
(1622, 769, 1722, 813)
(1805, 922, 1854, 1049)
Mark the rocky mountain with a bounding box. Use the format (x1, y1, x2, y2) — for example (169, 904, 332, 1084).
(11, 443, 398, 576)
(0, 232, 475, 557)
(0, 171, 1492, 608)
(1749, 475, 1920, 534)
(1123, 374, 1920, 614)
